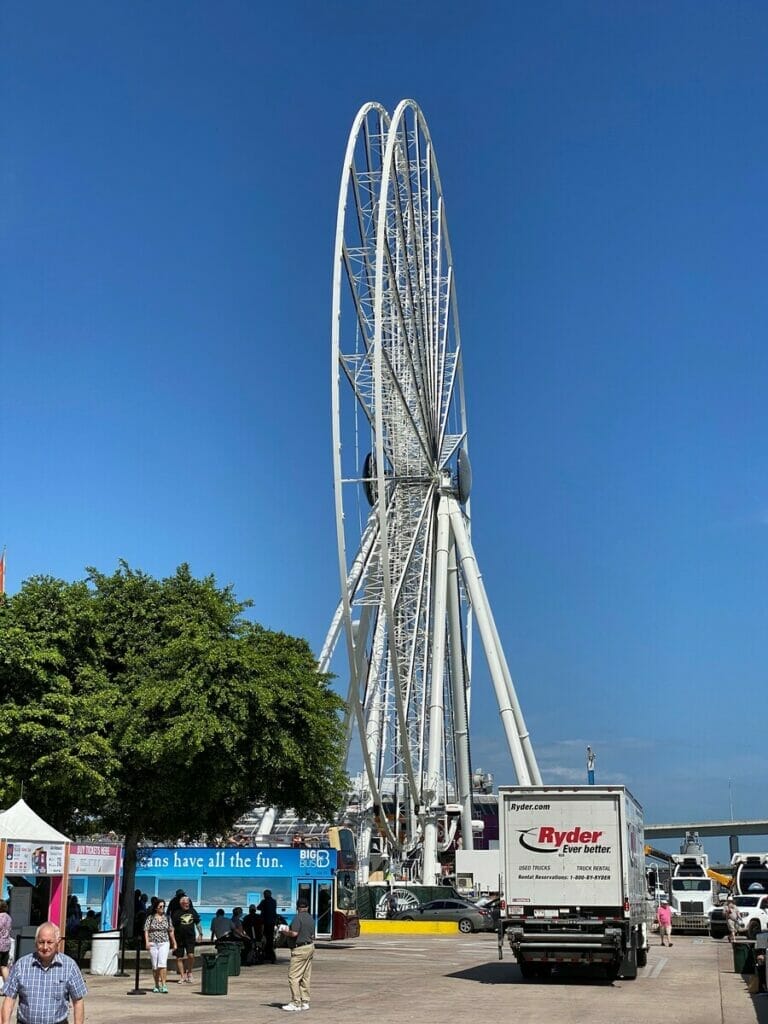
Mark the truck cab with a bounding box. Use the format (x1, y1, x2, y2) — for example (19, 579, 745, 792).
(669, 853, 715, 930)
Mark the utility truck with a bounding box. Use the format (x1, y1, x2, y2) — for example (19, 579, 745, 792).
(668, 833, 716, 931)
(497, 785, 648, 981)
(731, 853, 768, 895)
(709, 854, 768, 938)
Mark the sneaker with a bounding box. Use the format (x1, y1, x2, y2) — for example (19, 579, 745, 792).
(301, 1002, 310, 1011)
(161, 985, 169, 993)
(282, 1003, 302, 1012)
(152, 986, 160, 993)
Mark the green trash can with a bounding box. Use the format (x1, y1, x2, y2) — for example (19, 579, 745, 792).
(733, 942, 755, 974)
(220, 942, 242, 977)
(201, 953, 229, 995)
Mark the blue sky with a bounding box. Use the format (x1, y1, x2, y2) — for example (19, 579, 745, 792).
(2, 1, 767, 861)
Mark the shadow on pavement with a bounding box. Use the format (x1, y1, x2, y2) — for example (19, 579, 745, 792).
(446, 963, 616, 987)
(445, 963, 518, 985)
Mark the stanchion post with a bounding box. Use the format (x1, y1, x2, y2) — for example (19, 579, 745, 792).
(126, 937, 146, 996)
(116, 929, 129, 977)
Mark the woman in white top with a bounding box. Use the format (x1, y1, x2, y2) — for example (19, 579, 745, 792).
(144, 899, 176, 993)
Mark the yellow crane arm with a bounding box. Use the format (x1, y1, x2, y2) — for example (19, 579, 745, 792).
(707, 868, 733, 888)
(644, 844, 673, 863)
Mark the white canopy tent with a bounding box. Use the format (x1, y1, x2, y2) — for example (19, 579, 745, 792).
(0, 799, 71, 843)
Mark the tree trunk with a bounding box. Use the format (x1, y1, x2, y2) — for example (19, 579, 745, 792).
(119, 831, 140, 936)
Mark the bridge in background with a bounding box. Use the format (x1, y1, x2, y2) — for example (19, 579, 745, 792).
(645, 819, 768, 858)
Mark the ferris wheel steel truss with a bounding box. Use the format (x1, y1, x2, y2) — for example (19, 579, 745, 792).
(322, 100, 541, 883)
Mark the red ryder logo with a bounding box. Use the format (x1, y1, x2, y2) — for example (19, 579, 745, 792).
(519, 826, 611, 854)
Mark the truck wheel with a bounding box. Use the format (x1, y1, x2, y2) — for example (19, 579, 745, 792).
(458, 918, 474, 934)
(399, 916, 414, 921)
(637, 948, 648, 968)
(519, 961, 536, 980)
(748, 920, 761, 940)
(605, 963, 620, 982)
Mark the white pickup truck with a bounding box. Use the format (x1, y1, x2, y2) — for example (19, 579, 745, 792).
(709, 894, 768, 940)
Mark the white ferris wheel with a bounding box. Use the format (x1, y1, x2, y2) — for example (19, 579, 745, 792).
(319, 100, 541, 884)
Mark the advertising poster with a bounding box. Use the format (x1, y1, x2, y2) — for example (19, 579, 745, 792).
(5, 842, 65, 875)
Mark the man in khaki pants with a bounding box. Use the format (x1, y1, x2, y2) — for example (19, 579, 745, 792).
(281, 898, 315, 1012)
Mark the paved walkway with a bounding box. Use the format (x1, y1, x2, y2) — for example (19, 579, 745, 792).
(36, 934, 768, 1024)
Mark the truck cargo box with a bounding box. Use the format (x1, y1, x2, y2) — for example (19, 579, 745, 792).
(497, 785, 648, 981)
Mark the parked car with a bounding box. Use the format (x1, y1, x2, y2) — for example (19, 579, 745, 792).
(709, 894, 768, 939)
(393, 898, 494, 933)
(473, 896, 501, 924)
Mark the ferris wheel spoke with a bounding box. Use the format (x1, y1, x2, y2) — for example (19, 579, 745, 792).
(338, 353, 376, 433)
(342, 243, 375, 343)
(387, 124, 435, 428)
(383, 123, 437, 439)
(388, 483, 435, 608)
(348, 173, 378, 307)
(435, 263, 452, 432)
(390, 491, 435, 783)
(358, 111, 388, 256)
(424, 144, 436, 405)
(410, 128, 437, 421)
(379, 235, 437, 456)
(436, 335, 461, 457)
(377, 347, 435, 470)
(431, 195, 446, 426)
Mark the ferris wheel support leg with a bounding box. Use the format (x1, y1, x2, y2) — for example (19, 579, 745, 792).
(487, 610, 542, 784)
(447, 539, 474, 850)
(318, 599, 344, 675)
(447, 498, 532, 785)
(345, 600, 377, 754)
(423, 494, 452, 885)
(357, 817, 373, 884)
(321, 515, 379, 674)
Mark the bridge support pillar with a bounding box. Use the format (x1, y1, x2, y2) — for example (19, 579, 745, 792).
(729, 835, 740, 858)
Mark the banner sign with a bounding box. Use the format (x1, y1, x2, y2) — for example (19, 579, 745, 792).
(69, 844, 120, 876)
(5, 842, 65, 875)
(137, 846, 335, 877)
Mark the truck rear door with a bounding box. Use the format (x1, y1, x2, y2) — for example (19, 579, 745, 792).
(502, 790, 623, 908)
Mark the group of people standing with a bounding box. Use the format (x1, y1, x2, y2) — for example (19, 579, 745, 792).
(209, 890, 279, 965)
(0, 894, 315, 1023)
(140, 885, 310, 1004)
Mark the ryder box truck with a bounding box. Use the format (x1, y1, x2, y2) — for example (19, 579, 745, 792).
(497, 785, 648, 981)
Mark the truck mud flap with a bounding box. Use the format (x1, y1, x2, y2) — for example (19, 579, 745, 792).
(618, 947, 638, 980)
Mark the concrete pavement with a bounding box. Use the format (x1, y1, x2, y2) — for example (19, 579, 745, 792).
(43, 933, 768, 1024)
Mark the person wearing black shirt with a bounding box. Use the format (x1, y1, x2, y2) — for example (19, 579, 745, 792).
(258, 890, 278, 964)
(171, 896, 203, 984)
(242, 904, 262, 962)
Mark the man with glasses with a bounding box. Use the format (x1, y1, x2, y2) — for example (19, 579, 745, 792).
(1, 922, 87, 1024)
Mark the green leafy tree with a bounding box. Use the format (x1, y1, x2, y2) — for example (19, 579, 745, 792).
(0, 563, 348, 929)
(0, 577, 119, 827)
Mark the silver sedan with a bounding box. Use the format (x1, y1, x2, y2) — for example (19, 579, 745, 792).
(393, 898, 495, 933)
